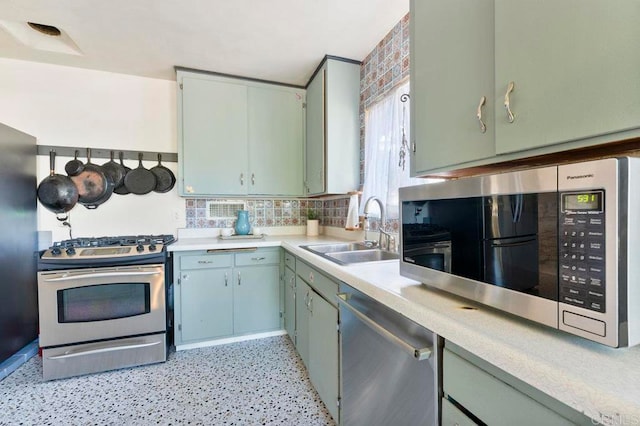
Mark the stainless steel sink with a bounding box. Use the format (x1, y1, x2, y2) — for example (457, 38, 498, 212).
(301, 243, 399, 265)
(302, 242, 371, 254)
(325, 250, 399, 264)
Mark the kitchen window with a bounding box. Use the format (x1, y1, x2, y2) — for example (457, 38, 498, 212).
(361, 81, 438, 220)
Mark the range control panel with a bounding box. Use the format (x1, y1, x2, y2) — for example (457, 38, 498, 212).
(559, 190, 606, 312)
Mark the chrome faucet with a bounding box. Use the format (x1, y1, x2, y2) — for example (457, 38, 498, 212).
(363, 196, 394, 251)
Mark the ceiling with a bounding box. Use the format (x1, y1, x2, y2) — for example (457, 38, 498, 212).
(0, 0, 409, 86)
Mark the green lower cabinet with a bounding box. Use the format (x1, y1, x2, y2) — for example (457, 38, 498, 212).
(173, 249, 281, 347)
(443, 342, 591, 425)
(283, 265, 296, 342)
(295, 278, 311, 366)
(179, 267, 234, 342)
(233, 265, 280, 335)
(294, 261, 340, 423)
(308, 291, 339, 422)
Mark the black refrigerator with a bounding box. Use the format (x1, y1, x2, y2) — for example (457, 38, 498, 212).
(0, 123, 38, 364)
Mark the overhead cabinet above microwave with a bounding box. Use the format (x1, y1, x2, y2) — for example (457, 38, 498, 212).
(177, 69, 305, 197)
(410, 0, 640, 176)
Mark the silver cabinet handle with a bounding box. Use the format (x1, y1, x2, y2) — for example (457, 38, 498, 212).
(504, 81, 515, 123)
(240, 173, 244, 186)
(224, 272, 228, 287)
(336, 293, 432, 361)
(309, 272, 314, 283)
(477, 96, 487, 133)
(251, 173, 255, 185)
(289, 276, 295, 288)
(308, 294, 313, 313)
(198, 260, 213, 264)
(237, 271, 241, 286)
(304, 290, 309, 307)
(251, 257, 266, 261)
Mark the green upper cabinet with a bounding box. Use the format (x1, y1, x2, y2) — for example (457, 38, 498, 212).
(494, 0, 640, 154)
(177, 69, 305, 196)
(411, 0, 640, 175)
(181, 76, 248, 195)
(410, 0, 495, 175)
(248, 86, 304, 195)
(305, 57, 361, 196)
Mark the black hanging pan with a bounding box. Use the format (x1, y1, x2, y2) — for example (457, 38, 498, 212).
(101, 150, 126, 188)
(71, 148, 114, 209)
(37, 151, 79, 220)
(150, 153, 176, 193)
(114, 151, 132, 195)
(64, 150, 84, 176)
(124, 153, 157, 195)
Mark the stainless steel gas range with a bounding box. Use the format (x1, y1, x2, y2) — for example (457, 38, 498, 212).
(37, 235, 174, 380)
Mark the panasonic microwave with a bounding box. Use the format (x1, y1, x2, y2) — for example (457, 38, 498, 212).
(399, 157, 640, 347)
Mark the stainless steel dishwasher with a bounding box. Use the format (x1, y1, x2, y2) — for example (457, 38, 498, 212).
(337, 283, 440, 426)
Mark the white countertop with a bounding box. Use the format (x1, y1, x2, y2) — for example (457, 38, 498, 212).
(170, 234, 640, 422)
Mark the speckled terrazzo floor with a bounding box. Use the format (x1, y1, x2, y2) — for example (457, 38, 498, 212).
(0, 336, 336, 426)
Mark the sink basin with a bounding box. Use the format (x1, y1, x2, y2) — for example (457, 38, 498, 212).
(301, 242, 399, 265)
(302, 242, 372, 254)
(325, 250, 399, 264)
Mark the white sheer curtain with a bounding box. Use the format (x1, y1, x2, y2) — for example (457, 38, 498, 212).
(360, 81, 422, 219)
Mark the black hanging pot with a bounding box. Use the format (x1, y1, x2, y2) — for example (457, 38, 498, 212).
(101, 150, 126, 189)
(114, 151, 132, 195)
(37, 151, 79, 220)
(71, 148, 114, 209)
(64, 150, 84, 176)
(124, 153, 157, 195)
(150, 153, 176, 193)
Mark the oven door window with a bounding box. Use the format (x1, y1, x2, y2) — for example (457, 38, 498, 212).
(57, 283, 151, 323)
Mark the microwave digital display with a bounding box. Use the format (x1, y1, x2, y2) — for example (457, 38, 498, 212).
(562, 191, 603, 212)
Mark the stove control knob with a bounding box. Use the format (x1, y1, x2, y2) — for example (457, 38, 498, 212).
(136, 244, 145, 252)
(66, 247, 76, 256)
(51, 247, 62, 256)
(148, 244, 157, 252)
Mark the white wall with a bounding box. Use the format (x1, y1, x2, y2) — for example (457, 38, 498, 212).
(0, 58, 185, 242)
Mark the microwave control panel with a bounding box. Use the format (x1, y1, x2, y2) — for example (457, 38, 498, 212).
(559, 190, 606, 312)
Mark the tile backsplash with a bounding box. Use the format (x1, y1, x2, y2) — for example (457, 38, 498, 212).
(185, 199, 324, 229)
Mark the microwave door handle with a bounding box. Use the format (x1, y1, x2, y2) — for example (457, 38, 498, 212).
(42, 271, 161, 282)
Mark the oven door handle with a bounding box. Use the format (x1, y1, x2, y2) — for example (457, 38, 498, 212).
(46, 340, 162, 359)
(42, 271, 161, 282)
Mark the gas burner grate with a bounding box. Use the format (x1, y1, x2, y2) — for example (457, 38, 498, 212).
(51, 234, 175, 249)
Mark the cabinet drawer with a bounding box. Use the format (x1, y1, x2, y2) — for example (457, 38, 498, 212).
(235, 249, 280, 266)
(284, 251, 296, 271)
(180, 253, 233, 270)
(297, 261, 338, 306)
(443, 349, 573, 426)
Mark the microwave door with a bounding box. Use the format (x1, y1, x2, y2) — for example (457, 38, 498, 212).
(484, 236, 539, 292)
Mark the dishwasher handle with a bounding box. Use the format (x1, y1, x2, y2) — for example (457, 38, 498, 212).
(336, 293, 432, 361)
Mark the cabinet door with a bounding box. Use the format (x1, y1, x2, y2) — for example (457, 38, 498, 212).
(495, 0, 640, 154)
(295, 278, 310, 367)
(283, 266, 296, 342)
(308, 291, 339, 422)
(178, 268, 233, 342)
(181, 76, 248, 195)
(248, 86, 304, 196)
(305, 66, 325, 195)
(233, 265, 280, 335)
(410, 0, 495, 175)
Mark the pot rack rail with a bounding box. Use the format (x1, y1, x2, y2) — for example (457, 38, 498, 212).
(36, 145, 178, 163)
